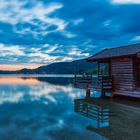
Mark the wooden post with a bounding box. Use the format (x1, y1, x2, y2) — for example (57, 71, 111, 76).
(102, 90, 106, 97)
(101, 77, 105, 97)
(86, 85, 91, 98)
(74, 75, 76, 83)
(110, 76, 114, 98)
(110, 90, 113, 98)
(109, 61, 112, 77)
(101, 108, 103, 123)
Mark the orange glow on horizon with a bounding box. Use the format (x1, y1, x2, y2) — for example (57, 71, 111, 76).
(0, 77, 42, 85)
(0, 64, 43, 71)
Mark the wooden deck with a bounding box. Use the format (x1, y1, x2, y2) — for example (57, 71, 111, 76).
(74, 75, 113, 96)
(74, 74, 140, 98)
(113, 89, 140, 98)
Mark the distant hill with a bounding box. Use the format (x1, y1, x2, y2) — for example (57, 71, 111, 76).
(0, 70, 13, 74)
(0, 59, 97, 74)
(33, 59, 96, 74)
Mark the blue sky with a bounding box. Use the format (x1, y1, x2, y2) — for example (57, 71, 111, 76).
(0, 0, 140, 68)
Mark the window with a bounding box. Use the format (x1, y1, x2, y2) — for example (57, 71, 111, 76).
(99, 63, 109, 76)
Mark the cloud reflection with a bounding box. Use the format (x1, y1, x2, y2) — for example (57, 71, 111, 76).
(0, 77, 85, 105)
(0, 77, 106, 140)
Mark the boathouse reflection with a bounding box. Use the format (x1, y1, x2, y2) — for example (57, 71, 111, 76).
(74, 97, 140, 140)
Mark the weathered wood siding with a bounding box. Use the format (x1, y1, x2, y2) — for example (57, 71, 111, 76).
(133, 57, 140, 87)
(111, 57, 140, 98)
(111, 58, 134, 91)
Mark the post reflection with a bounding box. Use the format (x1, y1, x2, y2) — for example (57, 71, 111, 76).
(74, 98, 109, 128)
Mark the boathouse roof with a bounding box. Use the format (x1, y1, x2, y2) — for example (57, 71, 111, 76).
(87, 43, 140, 61)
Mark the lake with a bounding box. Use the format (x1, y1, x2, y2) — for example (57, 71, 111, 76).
(0, 75, 140, 140)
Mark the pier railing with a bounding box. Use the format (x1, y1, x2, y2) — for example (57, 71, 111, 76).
(74, 74, 113, 91)
(101, 76, 114, 90)
(74, 99, 109, 127)
(74, 74, 93, 83)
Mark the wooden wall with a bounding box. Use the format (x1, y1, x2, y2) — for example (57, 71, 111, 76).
(111, 57, 135, 91)
(133, 57, 140, 87)
(111, 58, 134, 91)
(111, 57, 140, 98)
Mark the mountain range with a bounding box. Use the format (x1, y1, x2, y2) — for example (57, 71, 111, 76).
(0, 59, 96, 74)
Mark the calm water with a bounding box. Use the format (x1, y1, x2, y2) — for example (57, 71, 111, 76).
(0, 75, 140, 140)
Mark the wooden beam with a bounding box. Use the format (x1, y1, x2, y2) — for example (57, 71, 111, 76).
(109, 60, 112, 76)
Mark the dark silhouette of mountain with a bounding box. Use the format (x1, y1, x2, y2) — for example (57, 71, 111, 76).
(0, 70, 13, 74)
(16, 68, 34, 74)
(0, 59, 96, 74)
(33, 59, 96, 74)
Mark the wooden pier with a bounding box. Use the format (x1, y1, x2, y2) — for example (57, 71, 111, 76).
(74, 74, 114, 97)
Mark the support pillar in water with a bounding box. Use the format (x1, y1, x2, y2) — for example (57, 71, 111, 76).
(86, 85, 91, 98)
(102, 90, 106, 98)
(110, 90, 114, 98)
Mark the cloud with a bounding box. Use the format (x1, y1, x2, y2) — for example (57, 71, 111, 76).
(44, 45, 58, 54)
(0, 42, 91, 65)
(112, 0, 140, 4)
(61, 31, 76, 38)
(0, 43, 58, 64)
(0, 0, 63, 25)
(0, 0, 140, 66)
(28, 53, 58, 64)
(68, 46, 89, 57)
(60, 57, 73, 61)
(72, 18, 84, 25)
(0, 43, 25, 57)
(0, 0, 72, 38)
(131, 36, 140, 41)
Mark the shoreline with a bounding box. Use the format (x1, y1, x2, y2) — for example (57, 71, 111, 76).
(0, 74, 75, 78)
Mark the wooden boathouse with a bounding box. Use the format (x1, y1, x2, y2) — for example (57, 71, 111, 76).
(87, 43, 140, 98)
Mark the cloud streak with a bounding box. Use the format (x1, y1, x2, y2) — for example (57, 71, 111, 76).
(0, 43, 25, 57)
(112, 0, 140, 4)
(0, 0, 140, 67)
(0, 0, 71, 37)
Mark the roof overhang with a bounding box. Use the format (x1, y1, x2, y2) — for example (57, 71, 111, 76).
(87, 43, 140, 62)
(87, 54, 137, 62)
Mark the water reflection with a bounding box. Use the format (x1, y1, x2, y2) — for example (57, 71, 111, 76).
(0, 77, 73, 85)
(74, 97, 140, 140)
(74, 99, 109, 128)
(0, 77, 83, 105)
(0, 76, 106, 140)
(0, 77, 42, 85)
(0, 76, 140, 140)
